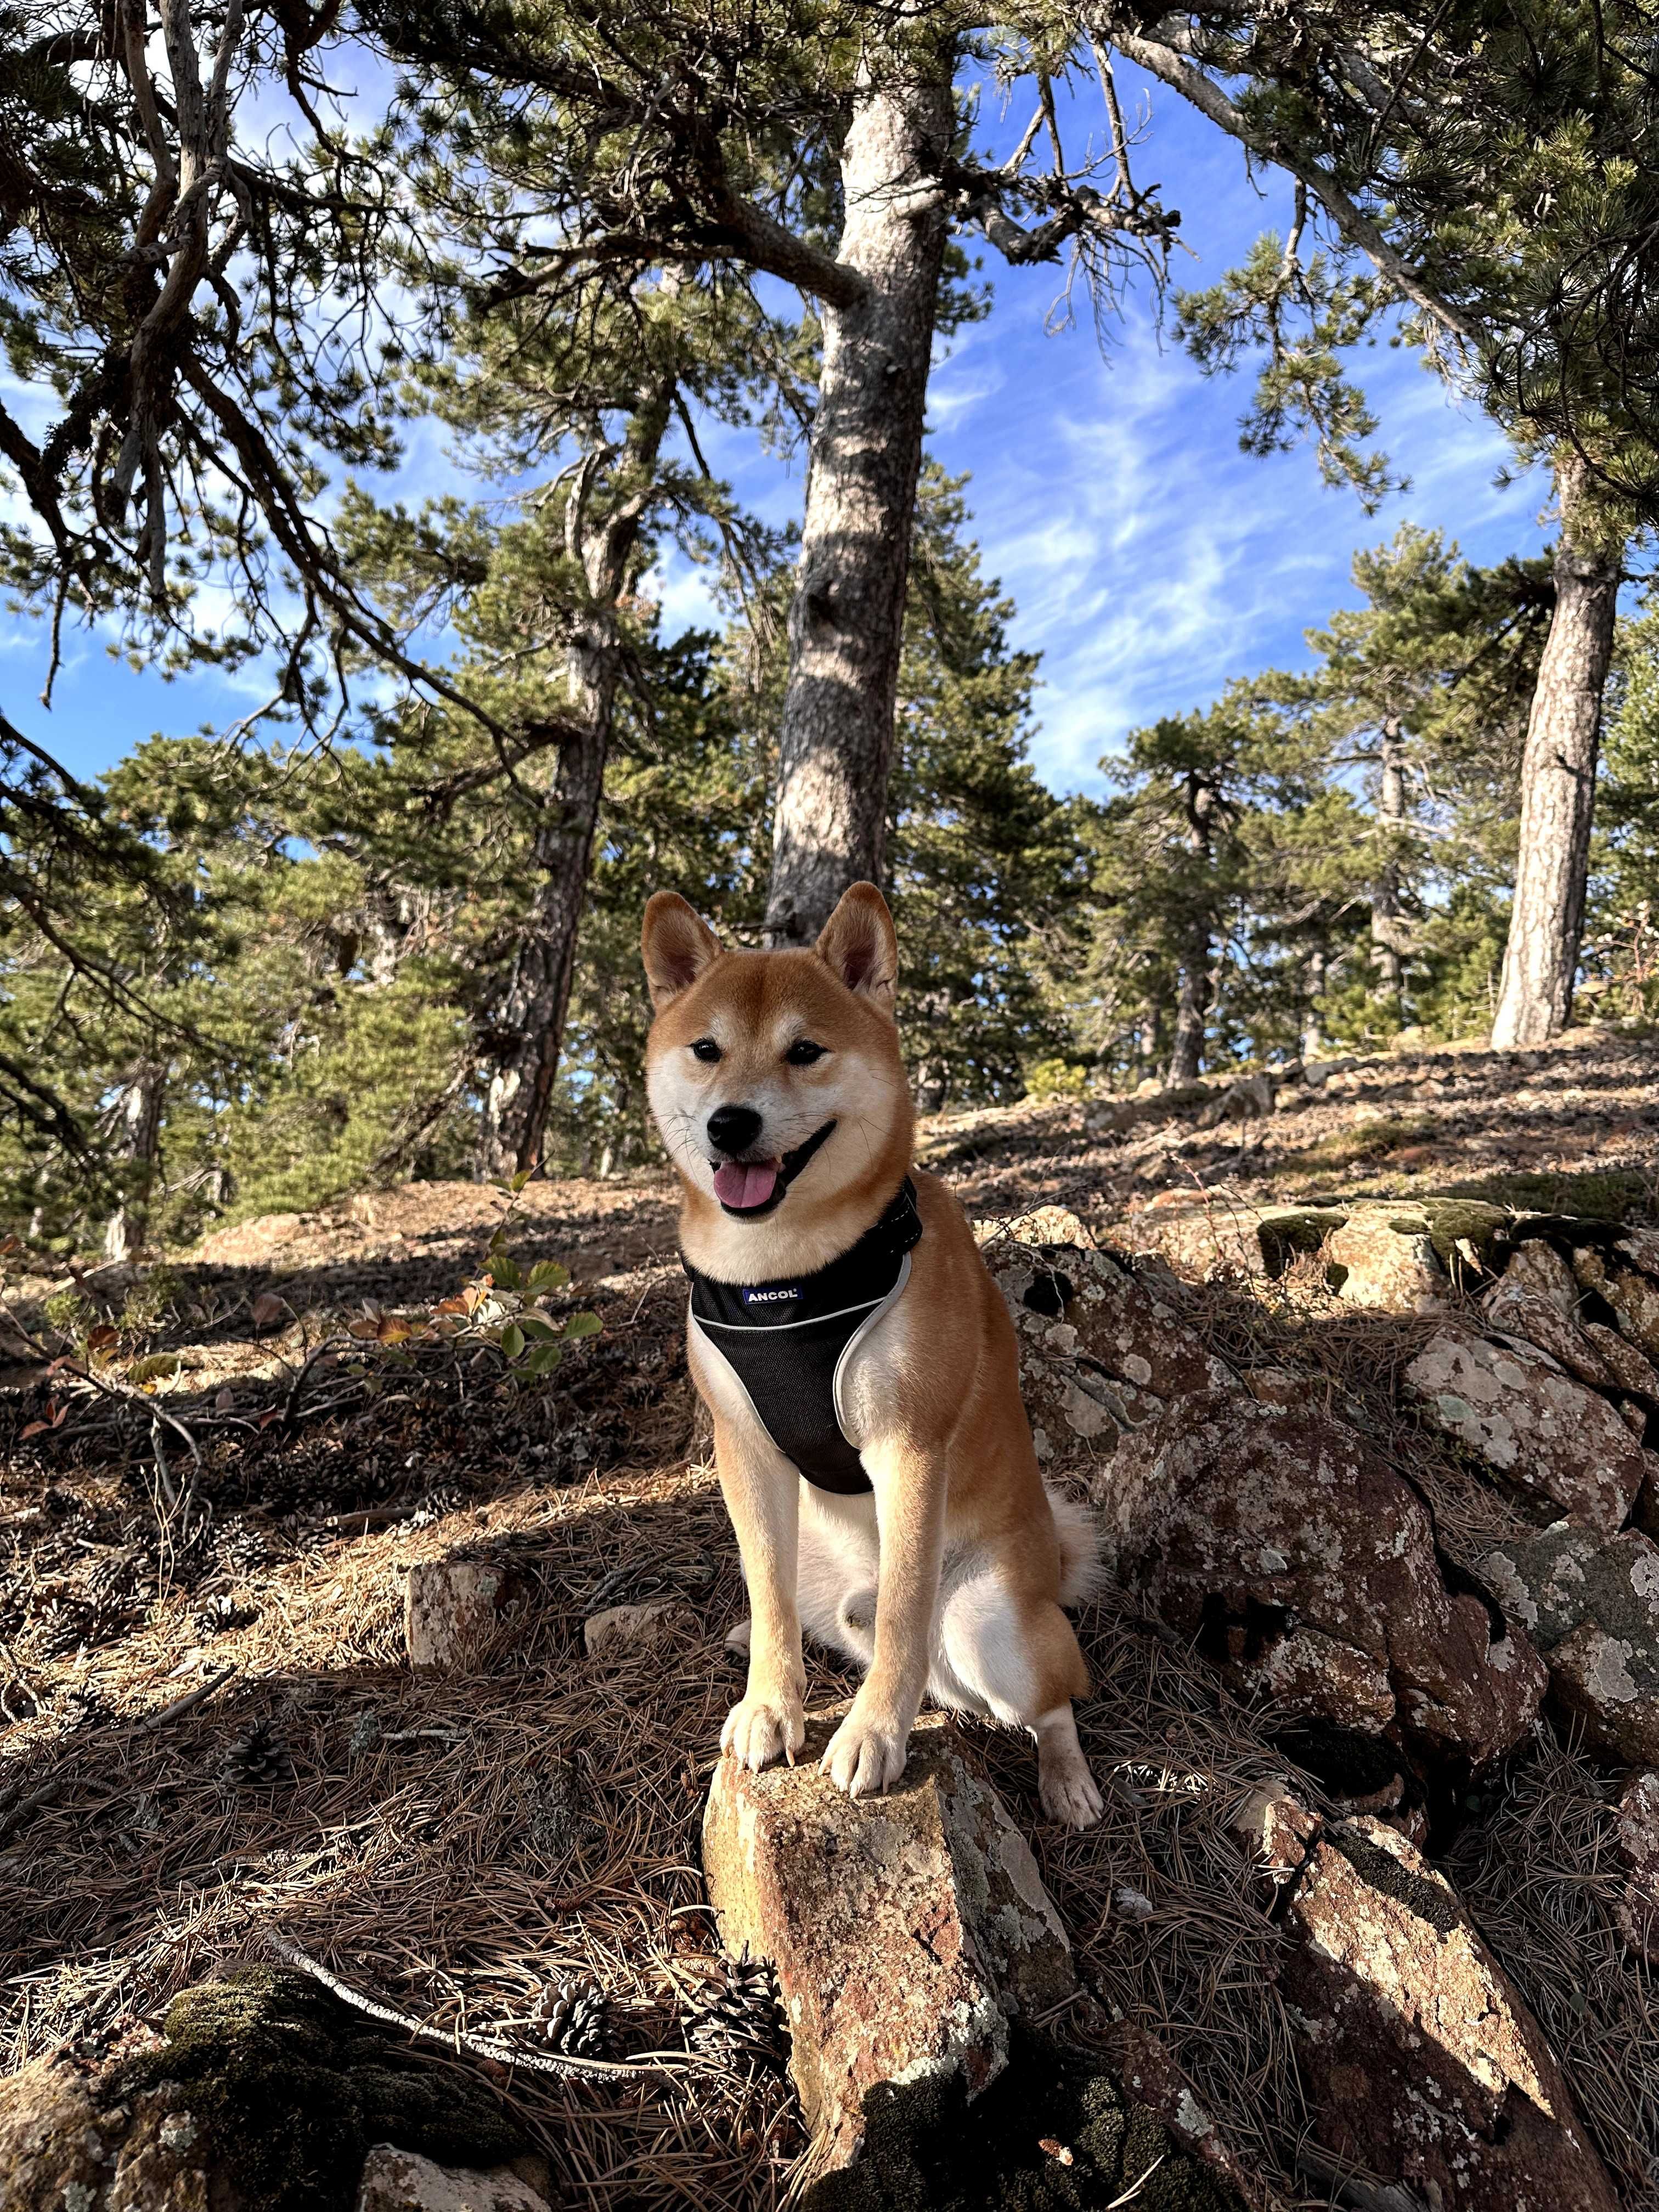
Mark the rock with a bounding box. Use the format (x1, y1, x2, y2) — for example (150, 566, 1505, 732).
(1613, 1769, 1659, 1961)
(582, 1599, 694, 1659)
(1479, 1521, 1659, 1763)
(702, 1708, 1075, 2166)
(1326, 1206, 1448, 1312)
(1582, 1321, 1659, 1402)
(356, 2143, 551, 2211)
(1279, 1816, 1618, 2212)
(983, 1237, 1234, 1459)
(1575, 1245, 1659, 1365)
(0, 1970, 522, 2212)
(1099, 1393, 1544, 1774)
(405, 1555, 523, 1673)
(1505, 1238, 1581, 1311)
(1117, 1199, 1345, 1284)
(195, 1210, 306, 1263)
(1483, 1277, 1618, 1390)
(975, 1204, 1088, 1248)
(1405, 1327, 1649, 1534)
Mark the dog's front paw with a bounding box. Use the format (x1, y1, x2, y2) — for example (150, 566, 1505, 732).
(820, 1702, 911, 1800)
(721, 1689, 805, 1773)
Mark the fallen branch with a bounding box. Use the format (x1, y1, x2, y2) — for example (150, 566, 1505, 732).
(139, 1662, 240, 1733)
(264, 1932, 702, 2086)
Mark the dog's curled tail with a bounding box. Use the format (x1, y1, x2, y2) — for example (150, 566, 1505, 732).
(1047, 1485, 1106, 1610)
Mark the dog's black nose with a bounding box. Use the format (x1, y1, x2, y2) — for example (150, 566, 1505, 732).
(707, 1104, 763, 1156)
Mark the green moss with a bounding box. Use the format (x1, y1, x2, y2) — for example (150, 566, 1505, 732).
(118, 1969, 521, 2212)
(1256, 1209, 1348, 1277)
(1284, 1116, 1440, 1173)
(802, 2029, 1235, 2212)
(1437, 1168, 1657, 1223)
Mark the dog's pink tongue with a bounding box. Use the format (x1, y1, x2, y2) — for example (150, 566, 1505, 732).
(714, 1159, 780, 1210)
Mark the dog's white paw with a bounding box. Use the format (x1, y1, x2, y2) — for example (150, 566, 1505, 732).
(721, 1690, 804, 1773)
(820, 1704, 910, 1799)
(1039, 1750, 1105, 1830)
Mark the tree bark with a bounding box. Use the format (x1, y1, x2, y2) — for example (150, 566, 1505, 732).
(1301, 943, 1327, 1062)
(1369, 715, 1408, 1023)
(763, 35, 955, 945)
(103, 1060, 165, 1262)
(1166, 945, 1212, 1086)
(1166, 771, 1220, 1085)
(478, 386, 674, 1177)
(1491, 453, 1622, 1048)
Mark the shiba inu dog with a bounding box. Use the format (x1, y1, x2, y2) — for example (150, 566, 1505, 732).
(641, 881, 1103, 1826)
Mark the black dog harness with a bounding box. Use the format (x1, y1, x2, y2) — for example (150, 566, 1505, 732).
(684, 1180, 923, 1496)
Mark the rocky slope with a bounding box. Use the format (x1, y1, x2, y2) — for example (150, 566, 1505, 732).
(3, 1026, 1659, 2210)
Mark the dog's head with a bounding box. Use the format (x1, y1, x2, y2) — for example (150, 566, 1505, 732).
(641, 883, 913, 1274)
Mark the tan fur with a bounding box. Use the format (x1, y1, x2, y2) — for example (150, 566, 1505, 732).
(642, 884, 1103, 1826)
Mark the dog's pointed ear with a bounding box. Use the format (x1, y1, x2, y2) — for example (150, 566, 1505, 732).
(815, 882, 898, 1014)
(642, 893, 723, 1011)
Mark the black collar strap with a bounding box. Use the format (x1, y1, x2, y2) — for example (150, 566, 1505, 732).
(682, 1178, 922, 1494)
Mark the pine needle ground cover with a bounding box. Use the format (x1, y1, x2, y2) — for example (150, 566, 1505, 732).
(3, 1025, 1659, 2209)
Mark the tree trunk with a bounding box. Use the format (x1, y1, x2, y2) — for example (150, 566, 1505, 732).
(103, 1061, 165, 1262)
(1369, 715, 1408, 1024)
(1166, 945, 1211, 1086)
(763, 36, 955, 945)
(1301, 943, 1327, 1062)
(1166, 771, 1220, 1085)
(1491, 453, 1622, 1048)
(478, 386, 674, 1178)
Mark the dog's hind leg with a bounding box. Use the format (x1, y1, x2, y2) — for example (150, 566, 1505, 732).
(936, 1569, 1103, 1829)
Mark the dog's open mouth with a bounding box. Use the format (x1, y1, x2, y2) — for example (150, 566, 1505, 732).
(712, 1120, 837, 1218)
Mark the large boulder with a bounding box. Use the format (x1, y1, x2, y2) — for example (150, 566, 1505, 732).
(1405, 1326, 1650, 1534)
(1099, 1393, 1544, 1775)
(1479, 1520, 1659, 1763)
(1278, 1815, 1618, 2212)
(1327, 1205, 1449, 1312)
(1113, 1198, 1345, 1284)
(701, 1709, 1075, 2168)
(981, 1236, 1234, 1460)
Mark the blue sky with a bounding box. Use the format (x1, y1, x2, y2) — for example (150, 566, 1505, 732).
(2, 57, 1551, 800)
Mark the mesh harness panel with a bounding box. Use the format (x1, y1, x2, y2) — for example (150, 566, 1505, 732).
(684, 1179, 923, 1496)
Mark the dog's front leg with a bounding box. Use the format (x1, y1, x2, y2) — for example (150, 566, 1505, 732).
(821, 1441, 946, 1799)
(713, 1411, 806, 1773)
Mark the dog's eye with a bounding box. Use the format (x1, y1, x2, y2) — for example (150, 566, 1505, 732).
(690, 1038, 722, 1063)
(786, 1039, 826, 1066)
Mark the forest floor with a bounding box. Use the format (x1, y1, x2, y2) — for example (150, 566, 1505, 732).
(3, 1023, 1659, 2211)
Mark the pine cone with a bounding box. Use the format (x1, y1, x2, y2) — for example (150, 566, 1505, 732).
(685, 1953, 788, 2070)
(222, 1717, 295, 1788)
(532, 1978, 616, 2060)
(213, 1522, 269, 1573)
(193, 1593, 257, 1638)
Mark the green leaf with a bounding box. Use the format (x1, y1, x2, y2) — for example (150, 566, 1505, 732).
(526, 1342, 563, 1376)
(127, 1352, 181, 1385)
(511, 1167, 534, 1192)
(518, 1313, 558, 1341)
(526, 1260, 569, 1291)
(561, 1311, 602, 1340)
(500, 1322, 524, 1359)
(490, 1255, 522, 1292)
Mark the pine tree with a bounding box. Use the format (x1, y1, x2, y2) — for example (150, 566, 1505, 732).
(1104, 1, 1659, 1045)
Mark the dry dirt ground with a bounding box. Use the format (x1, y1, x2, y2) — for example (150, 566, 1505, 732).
(3, 1026, 1658, 2210)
